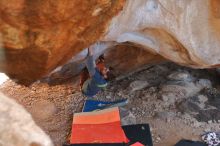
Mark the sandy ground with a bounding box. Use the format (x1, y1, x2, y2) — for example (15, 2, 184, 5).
(1, 62, 220, 146)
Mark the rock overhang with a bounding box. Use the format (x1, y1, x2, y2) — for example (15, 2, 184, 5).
(1, 0, 220, 85)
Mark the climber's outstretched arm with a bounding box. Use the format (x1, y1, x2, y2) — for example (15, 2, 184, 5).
(85, 47, 96, 77)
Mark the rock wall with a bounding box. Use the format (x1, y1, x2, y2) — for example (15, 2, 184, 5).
(103, 0, 220, 67)
(105, 44, 164, 76)
(0, 0, 125, 84)
(47, 43, 164, 84)
(0, 92, 53, 146)
(1, 0, 220, 84)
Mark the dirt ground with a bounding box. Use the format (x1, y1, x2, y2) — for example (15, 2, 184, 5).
(1, 62, 220, 146)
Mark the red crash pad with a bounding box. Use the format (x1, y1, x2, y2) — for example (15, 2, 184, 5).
(70, 107, 129, 144)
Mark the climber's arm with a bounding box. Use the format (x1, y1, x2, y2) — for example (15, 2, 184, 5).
(85, 47, 96, 77)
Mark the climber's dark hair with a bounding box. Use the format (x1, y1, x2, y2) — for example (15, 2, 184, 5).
(106, 67, 116, 81)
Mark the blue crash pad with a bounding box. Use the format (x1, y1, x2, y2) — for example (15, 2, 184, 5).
(82, 99, 128, 112)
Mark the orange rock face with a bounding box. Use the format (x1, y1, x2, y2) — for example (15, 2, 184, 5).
(0, 0, 125, 84)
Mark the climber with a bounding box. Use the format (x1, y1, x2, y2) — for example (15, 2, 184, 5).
(79, 46, 114, 98)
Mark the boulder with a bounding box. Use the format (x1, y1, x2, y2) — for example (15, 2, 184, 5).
(1, 0, 220, 84)
(0, 0, 125, 84)
(30, 99, 58, 121)
(0, 93, 53, 146)
(47, 44, 163, 84)
(129, 80, 149, 92)
(167, 72, 193, 82)
(104, 0, 220, 68)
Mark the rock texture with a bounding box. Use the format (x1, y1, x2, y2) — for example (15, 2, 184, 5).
(1, 62, 220, 146)
(47, 44, 163, 84)
(0, 81, 85, 146)
(1, 0, 220, 84)
(104, 0, 220, 67)
(0, 0, 125, 84)
(0, 92, 53, 146)
(105, 44, 164, 76)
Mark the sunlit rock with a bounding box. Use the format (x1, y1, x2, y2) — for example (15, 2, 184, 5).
(1, 0, 220, 84)
(0, 92, 53, 146)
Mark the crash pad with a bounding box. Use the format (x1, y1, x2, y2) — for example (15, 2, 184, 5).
(83, 99, 128, 112)
(123, 124, 153, 146)
(130, 142, 144, 146)
(67, 124, 152, 146)
(175, 140, 207, 146)
(70, 107, 129, 144)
